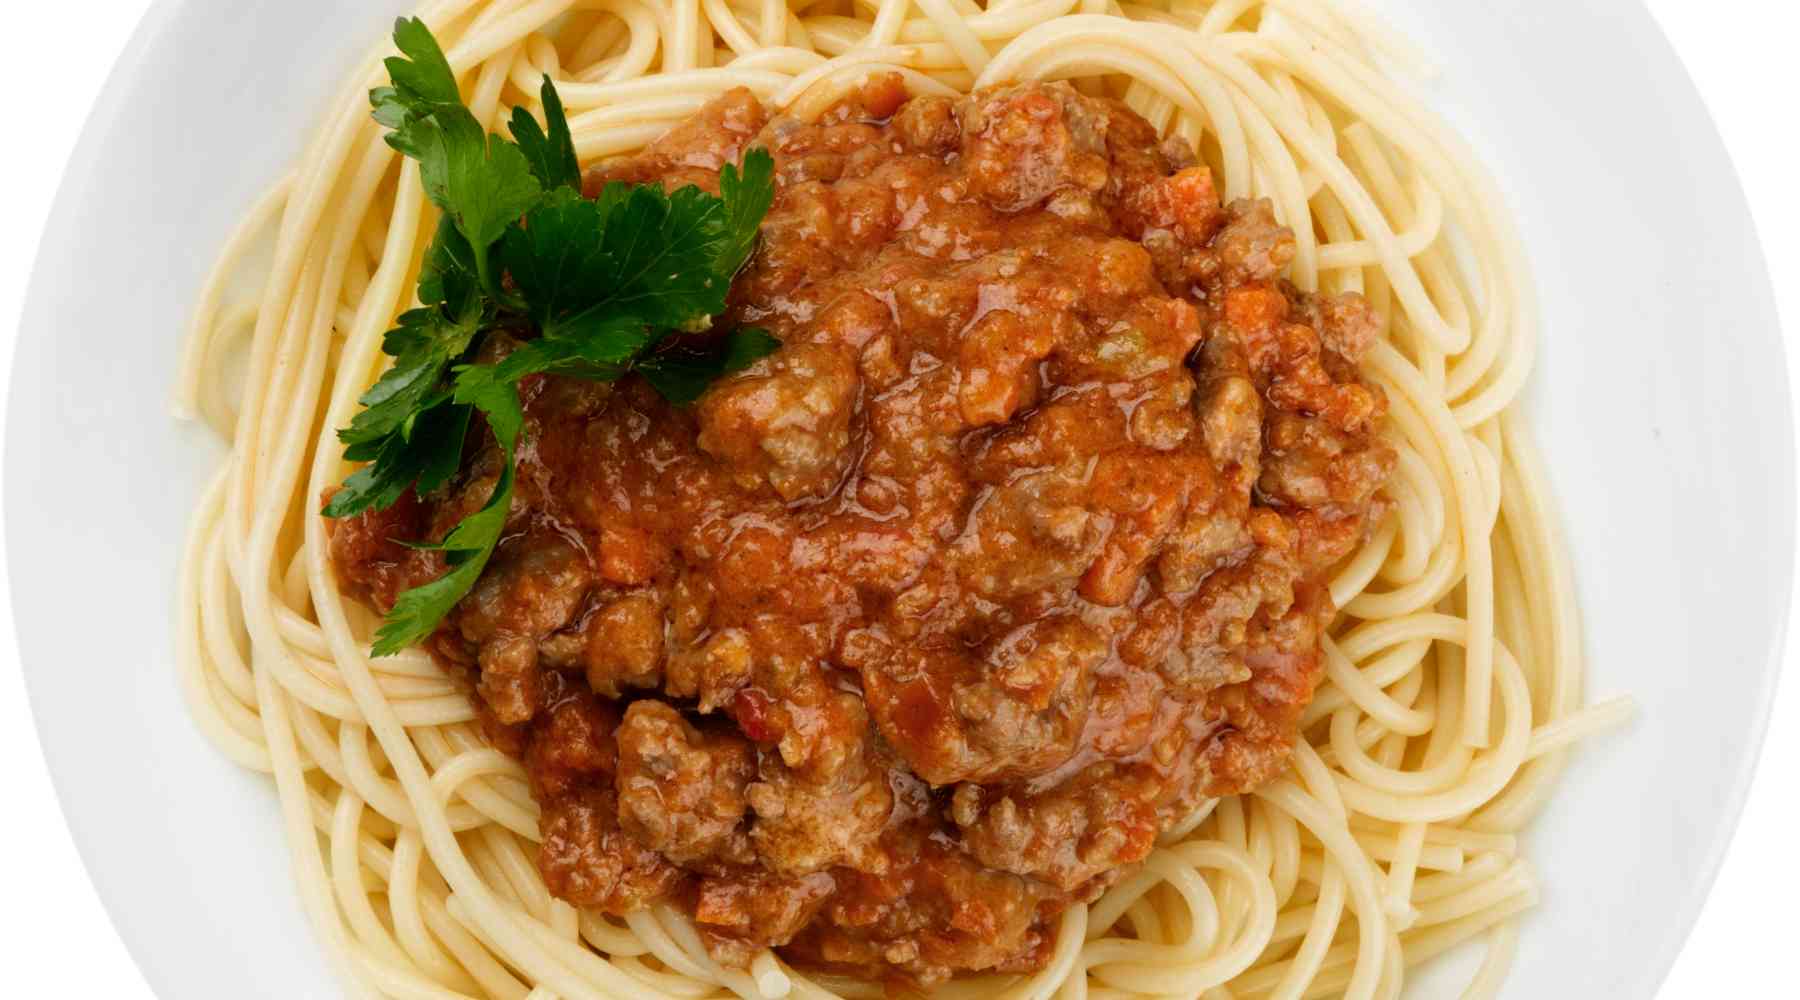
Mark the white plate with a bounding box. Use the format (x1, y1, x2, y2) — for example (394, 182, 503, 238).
(6, 1, 1790, 997)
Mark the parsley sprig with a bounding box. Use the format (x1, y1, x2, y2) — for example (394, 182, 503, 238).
(325, 18, 779, 655)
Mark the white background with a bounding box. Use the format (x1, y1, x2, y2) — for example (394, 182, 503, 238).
(0, 2, 1790, 997)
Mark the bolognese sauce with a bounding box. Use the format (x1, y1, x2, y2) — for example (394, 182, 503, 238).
(332, 76, 1394, 986)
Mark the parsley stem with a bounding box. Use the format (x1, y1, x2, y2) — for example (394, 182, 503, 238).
(474, 245, 526, 314)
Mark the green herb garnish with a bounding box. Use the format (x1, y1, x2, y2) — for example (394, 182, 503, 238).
(326, 18, 779, 655)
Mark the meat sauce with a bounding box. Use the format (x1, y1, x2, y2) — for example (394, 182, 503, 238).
(332, 76, 1394, 986)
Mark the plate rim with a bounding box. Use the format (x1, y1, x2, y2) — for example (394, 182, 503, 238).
(5, 1, 1793, 997)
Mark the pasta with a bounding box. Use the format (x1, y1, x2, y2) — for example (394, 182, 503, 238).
(174, 1, 1629, 997)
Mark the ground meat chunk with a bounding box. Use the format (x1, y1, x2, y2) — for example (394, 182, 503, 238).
(1210, 198, 1297, 286)
(1261, 411, 1391, 509)
(538, 787, 687, 914)
(890, 94, 959, 154)
(858, 616, 1105, 786)
(786, 836, 1056, 985)
(744, 692, 893, 874)
(956, 766, 1163, 891)
(331, 79, 1394, 987)
(523, 689, 619, 800)
(1305, 289, 1384, 365)
(665, 626, 754, 712)
(961, 82, 1112, 211)
(615, 701, 755, 866)
(457, 533, 593, 723)
(579, 592, 667, 697)
(695, 870, 838, 966)
(1197, 374, 1262, 471)
(1165, 547, 1295, 694)
(696, 341, 859, 501)
(1192, 582, 1334, 800)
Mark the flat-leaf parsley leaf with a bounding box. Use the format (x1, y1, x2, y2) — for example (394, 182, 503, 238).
(323, 17, 780, 655)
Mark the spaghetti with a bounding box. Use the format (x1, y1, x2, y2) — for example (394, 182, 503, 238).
(174, 1, 1630, 997)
